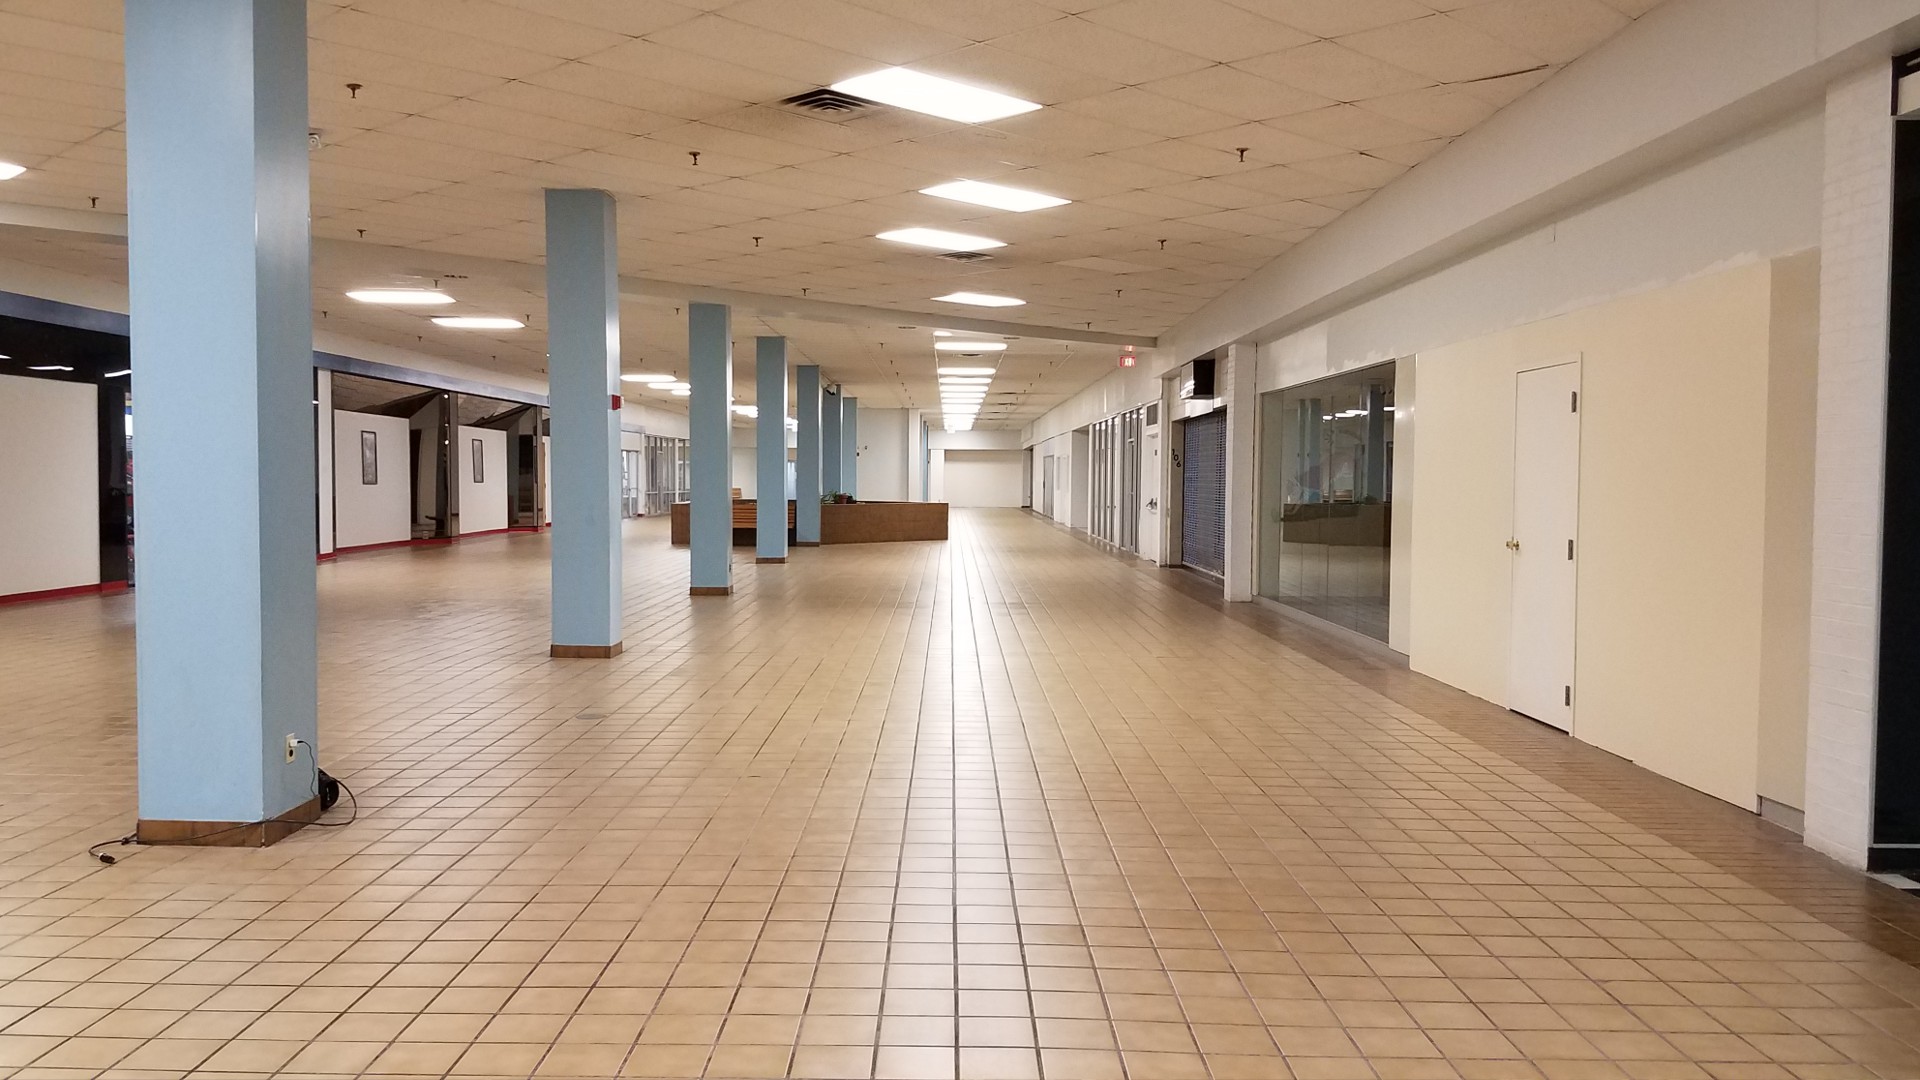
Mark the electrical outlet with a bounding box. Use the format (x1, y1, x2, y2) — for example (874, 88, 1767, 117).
(285, 734, 299, 764)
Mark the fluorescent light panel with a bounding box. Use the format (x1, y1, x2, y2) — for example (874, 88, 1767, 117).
(935, 292, 1024, 308)
(938, 366, 997, 376)
(620, 373, 676, 383)
(934, 341, 1006, 351)
(831, 68, 1040, 124)
(877, 227, 1004, 252)
(941, 376, 992, 385)
(432, 316, 523, 329)
(670, 388, 691, 397)
(0, 161, 25, 181)
(920, 179, 1068, 212)
(348, 289, 454, 305)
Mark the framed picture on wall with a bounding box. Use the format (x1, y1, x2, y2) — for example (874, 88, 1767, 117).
(471, 439, 484, 484)
(360, 430, 377, 485)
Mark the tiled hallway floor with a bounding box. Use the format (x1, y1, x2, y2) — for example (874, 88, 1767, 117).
(2, 510, 1918, 1080)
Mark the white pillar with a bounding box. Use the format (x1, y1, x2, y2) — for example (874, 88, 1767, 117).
(1804, 61, 1894, 869)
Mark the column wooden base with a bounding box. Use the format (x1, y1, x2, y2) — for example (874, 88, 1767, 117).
(689, 586, 733, 596)
(550, 642, 624, 658)
(137, 795, 323, 848)
(756, 556, 787, 564)
(793, 541, 821, 547)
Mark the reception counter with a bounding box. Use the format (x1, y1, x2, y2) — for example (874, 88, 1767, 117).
(670, 500, 948, 546)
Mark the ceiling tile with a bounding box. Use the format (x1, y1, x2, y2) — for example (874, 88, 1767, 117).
(986, 16, 1217, 84)
(1079, 0, 1313, 64)
(1337, 13, 1549, 84)
(1137, 66, 1332, 123)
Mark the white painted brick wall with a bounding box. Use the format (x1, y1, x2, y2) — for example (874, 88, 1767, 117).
(1805, 61, 1893, 868)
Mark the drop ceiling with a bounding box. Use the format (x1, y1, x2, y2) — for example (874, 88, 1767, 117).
(0, 0, 1660, 427)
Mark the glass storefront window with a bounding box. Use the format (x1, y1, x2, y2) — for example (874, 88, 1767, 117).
(1257, 362, 1395, 642)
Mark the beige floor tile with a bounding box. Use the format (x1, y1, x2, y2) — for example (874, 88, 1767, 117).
(0, 513, 1918, 1080)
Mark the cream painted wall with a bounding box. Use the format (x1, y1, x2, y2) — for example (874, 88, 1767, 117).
(331, 411, 411, 549)
(940, 450, 1025, 508)
(1410, 259, 1814, 810)
(0, 374, 98, 596)
(1758, 252, 1819, 811)
(857, 407, 909, 502)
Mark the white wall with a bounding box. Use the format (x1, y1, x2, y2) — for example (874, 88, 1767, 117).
(456, 425, 508, 534)
(0, 374, 98, 596)
(331, 411, 411, 549)
(856, 407, 910, 502)
(731, 442, 756, 499)
(315, 371, 334, 556)
(939, 450, 1025, 507)
(409, 399, 440, 530)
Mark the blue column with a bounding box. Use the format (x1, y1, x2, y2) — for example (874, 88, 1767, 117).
(689, 303, 734, 594)
(822, 387, 843, 499)
(544, 189, 623, 657)
(795, 365, 822, 544)
(842, 396, 860, 498)
(127, 0, 317, 841)
(755, 338, 790, 563)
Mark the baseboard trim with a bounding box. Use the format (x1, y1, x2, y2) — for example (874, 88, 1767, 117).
(137, 795, 323, 848)
(550, 642, 623, 658)
(1758, 796, 1805, 835)
(690, 586, 733, 596)
(793, 540, 822, 547)
(0, 580, 127, 606)
(756, 556, 787, 563)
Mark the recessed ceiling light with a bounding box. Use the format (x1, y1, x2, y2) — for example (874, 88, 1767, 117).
(938, 366, 997, 376)
(0, 162, 25, 181)
(877, 228, 1004, 252)
(28, 364, 74, 372)
(921, 179, 1068, 212)
(934, 341, 1006, 352)
(348, 289, 454, 305)
(659, 381, 691, 391)
(670, 388, 692, 397)
(621, 373, 676, 383)
(431, 316, 524, 330)
(104, 368, 131, 378)
(940, 376, 992, 385)
(934, 292, 1024, 308)
(831, 68, 1040, 124)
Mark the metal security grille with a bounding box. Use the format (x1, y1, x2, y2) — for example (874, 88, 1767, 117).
(1181, 410, 1227, 578)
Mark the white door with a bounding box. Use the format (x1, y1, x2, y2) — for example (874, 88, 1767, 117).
(1507, 361, 1581, 731)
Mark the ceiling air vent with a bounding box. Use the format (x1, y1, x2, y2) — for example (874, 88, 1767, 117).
(936, 251, 994, 263)
(780, 88, 875, 119)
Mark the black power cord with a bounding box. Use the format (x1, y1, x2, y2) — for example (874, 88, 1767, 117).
(86, 740, 356, 865)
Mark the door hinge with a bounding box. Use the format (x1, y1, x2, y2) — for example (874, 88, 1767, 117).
(1570, 390, 1579, 413)
(1567, 539, 1574, 560)
(1564, 685, 1572, 707)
